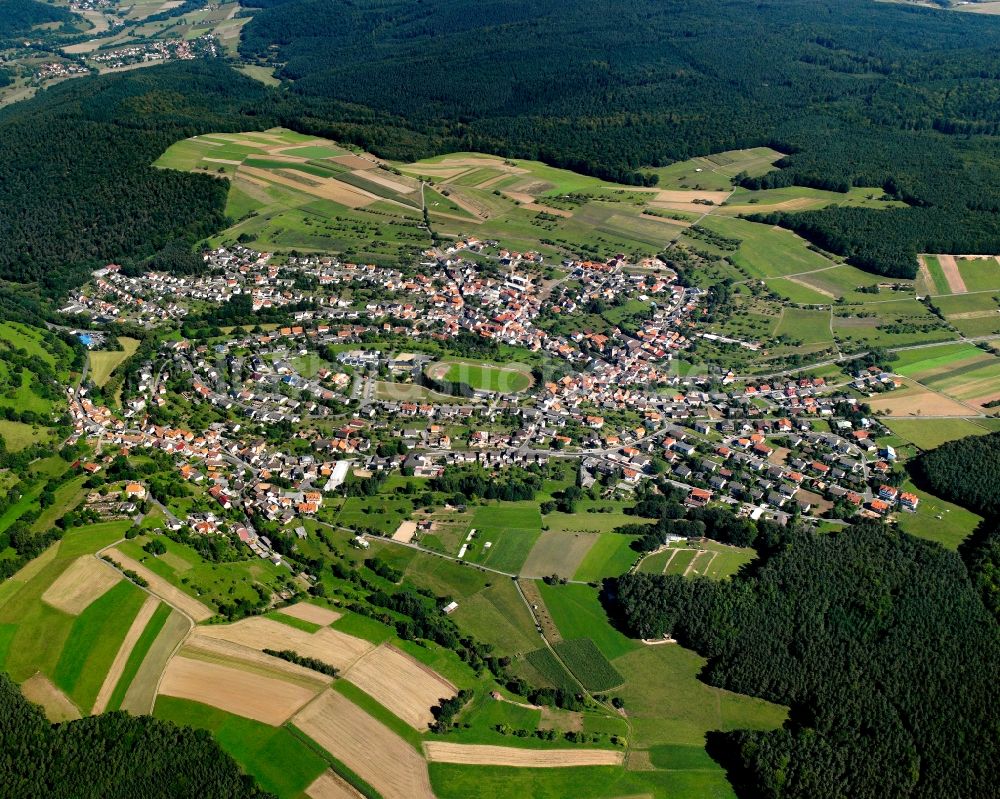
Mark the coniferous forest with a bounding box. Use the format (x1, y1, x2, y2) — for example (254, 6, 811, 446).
(0, 673, 274, 799)
(9, 1, 1000, 293)
(237, 0, 1000, 278)
(612, 523, 1000, 799)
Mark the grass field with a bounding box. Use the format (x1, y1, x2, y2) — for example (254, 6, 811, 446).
(467, 502, 542, 573)
(0, 522, 137, 716)
(773, 307, 833, 345)
(432, 360, 533, 394)
(895, 480, 982, 549)
(106, 602, 172, 711)
(52, 579, 146, 711)
(573, 534, 640, 582)
(87, 337, 139, 386)
(883, 418, 995, 449)
(638, 541, 754, 580)
(537, 583, 638, 661)
(116, 533, 288, 612)
(154, 696, 329, 797)
(0, 420, 51, 451)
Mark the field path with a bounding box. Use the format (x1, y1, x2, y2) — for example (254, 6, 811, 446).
(937, 255, 968, 294)
(92, 594, 159, 714)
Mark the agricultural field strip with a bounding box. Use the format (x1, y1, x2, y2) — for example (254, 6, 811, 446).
(292, 689, 435, 799)
(102, 546, 213, 622)
(158, 655, 321, 726)
(92, 595, 159, 714)
(422, 741, 625, 767)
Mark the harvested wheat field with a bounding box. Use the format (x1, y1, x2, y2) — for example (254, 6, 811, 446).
(41, 556, 120, 615)
(159, 655, 319, 725)
(92, 595, 160, 713)
(423, 741, 625, 768)
(293, 690, 434, 799)
(868, 381, 976, 417)
(196, 617, 375, 671)
(331, 154, 376, 170)
(104, 547, 213, 622)
(21, 673, 80, 722)
(343, 644, 455, 729)
(306, 771, 365, 799)
(184, 632, 334, 686)
(280, 601, 341, 627)
(352, 169, 417, 194)
(656, 189, 732, 204)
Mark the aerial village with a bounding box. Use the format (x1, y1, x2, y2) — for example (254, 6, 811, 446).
(63, 241, 917, 564)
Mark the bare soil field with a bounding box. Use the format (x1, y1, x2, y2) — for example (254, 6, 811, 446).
(158, 655, 319, 725)
(423, 741, 625, 767)
(120, 610, 190, 715)
(343, 644, 456, 729)
(196, 617, 375, 671)
(21, 673, 80, 722)
(306, 771, 365, 799)
(331, 154, 376, 170)
(392, 521, 418, 543)
(280, 601, 341, 627)
(937, 255, 968, 294)
(104, 547, 213, 622)
(656, 189, 732, 204)
(868, 381, 976, 416)
(293, 690, 434, 799)
(41, 556, 119, 615)
(92, 595, 160, 713)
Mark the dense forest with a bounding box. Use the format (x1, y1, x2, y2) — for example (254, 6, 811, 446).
(912, 431, 1000, 518)
(0, 61, 277, 296)
(238, 0, 1000, 277)
(0, 673, 272, 798)
(6, 1, 1000, 292)
(911, 431, 1000, 618)
(0, 0, 74, 39)
(612, 523, 1000, 799)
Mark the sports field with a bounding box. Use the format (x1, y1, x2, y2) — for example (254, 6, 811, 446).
(427, 359, 533, 394)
